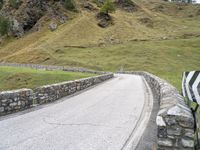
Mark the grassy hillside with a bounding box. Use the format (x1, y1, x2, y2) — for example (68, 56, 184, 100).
(0, 66, 94, 91)
(0, 0, 200, 90)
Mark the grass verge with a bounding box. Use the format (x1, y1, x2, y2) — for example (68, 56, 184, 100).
(0, 66, 95, 91)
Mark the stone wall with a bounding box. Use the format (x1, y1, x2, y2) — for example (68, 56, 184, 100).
(0, 62, 105, 74)
(118, 71, 194, 150)
(0, 89, 33, 115)
(0, 73, 113, 116)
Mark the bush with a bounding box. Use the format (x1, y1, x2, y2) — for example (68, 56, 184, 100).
(100, 0, 115, 14)
(0, 17, 10, 36)
(9, 0, 20, 9)
(0, 0, 3, 9)
(64, 0, 76, 11)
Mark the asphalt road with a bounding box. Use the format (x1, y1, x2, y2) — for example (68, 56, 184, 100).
(0, 74, 153, 150)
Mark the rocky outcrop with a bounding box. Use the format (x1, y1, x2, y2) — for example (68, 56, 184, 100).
(96, 12, 112, 28)
(49, 22, 58, 31)
(0, 0, 68, 37)
(114, 0, 138, 12)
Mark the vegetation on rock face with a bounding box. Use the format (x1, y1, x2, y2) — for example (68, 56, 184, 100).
(0, 16, 10, 36)
(64, 0, 76, 11)
(9, 0, 21, 9)
(0, 0, 3, 9)
(100, 0, 115, 14)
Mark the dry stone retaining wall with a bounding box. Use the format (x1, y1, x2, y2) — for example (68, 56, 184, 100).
(118, 71, 194, 150)
(0, 73, 113, 116)
(0, 62, 105, 74)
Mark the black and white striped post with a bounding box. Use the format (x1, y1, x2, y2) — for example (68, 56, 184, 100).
(182, 71, 200, 149)
(182, 71, 200, 104)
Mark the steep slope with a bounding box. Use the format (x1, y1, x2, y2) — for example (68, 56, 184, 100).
(0, 0, 68, 37)
(0, 0, 200, 78)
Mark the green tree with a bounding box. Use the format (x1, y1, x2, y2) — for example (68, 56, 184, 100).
(64, 0, 76, 11)
(100, 0, 115, 14)
(0, 17, 10, 36)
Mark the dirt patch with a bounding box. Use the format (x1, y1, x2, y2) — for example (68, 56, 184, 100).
(138, 17, 153, 28)
(196, 9, 200, 16)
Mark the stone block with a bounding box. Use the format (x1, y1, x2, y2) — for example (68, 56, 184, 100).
(158, 138, 173, 147)
(167, 126, 182, 136)
(0, 107, 4, 112)
(181, 138, 194, 148)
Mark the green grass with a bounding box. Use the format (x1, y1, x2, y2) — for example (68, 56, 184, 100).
(0, 66, 94, 91)
(1, 37, 200, 91)
(0, 0, 200, 91)
(49, 37, 200, 91)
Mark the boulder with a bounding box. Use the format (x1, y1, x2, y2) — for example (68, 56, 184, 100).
(0, 0, 67, 37)
(98, 20, 110, 28)
(96, 12, 112, 28)
(114, 0, 138, 12)
(83, 2, 94, 10)
(10, 18, 24, 37)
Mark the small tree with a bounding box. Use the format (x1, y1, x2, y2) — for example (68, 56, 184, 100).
(100, 0, 115, 14)
(0, 17, 10, 36)
(64, 0, 76, 11)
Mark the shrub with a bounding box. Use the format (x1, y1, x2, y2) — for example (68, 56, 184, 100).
(64, 0, 76, 11)
(9, 0, 20, 9)
(100, 0, 115, 14)
(0, 0, 3, 9)
(0, 17, 10, 36)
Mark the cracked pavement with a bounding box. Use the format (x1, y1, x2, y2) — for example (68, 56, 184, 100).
(0, 74, 152, 150)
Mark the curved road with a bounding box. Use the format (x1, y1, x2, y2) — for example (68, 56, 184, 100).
(0, 74, 153, 150)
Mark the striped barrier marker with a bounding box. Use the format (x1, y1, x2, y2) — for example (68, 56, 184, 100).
(182, 71, 200, 105)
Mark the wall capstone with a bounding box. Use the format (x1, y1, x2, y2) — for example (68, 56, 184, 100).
(118, 71, 194, 150)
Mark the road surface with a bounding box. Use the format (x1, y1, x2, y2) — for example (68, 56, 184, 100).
(0, 74, 153, 150)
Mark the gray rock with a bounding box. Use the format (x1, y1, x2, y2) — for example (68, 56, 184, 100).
(178, 117, 194, 128)
(167, 106, 192, 118)
(167, 127, 182, 136)
(158, 138, 173, 147)
(18, 101, 21, 106)
(96, 12, 112, 28)
(184, 129, 194, 138)
(83, 2, 94, 10)
(0, 107, 4, 112)
(1, 99, 8, 103)
(9, 102, 17, 107)
(49, 22, 57, 31)
(10, 18, 24, 37)
(181, 138, 194, 148)
(156, 116, 166, 127)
